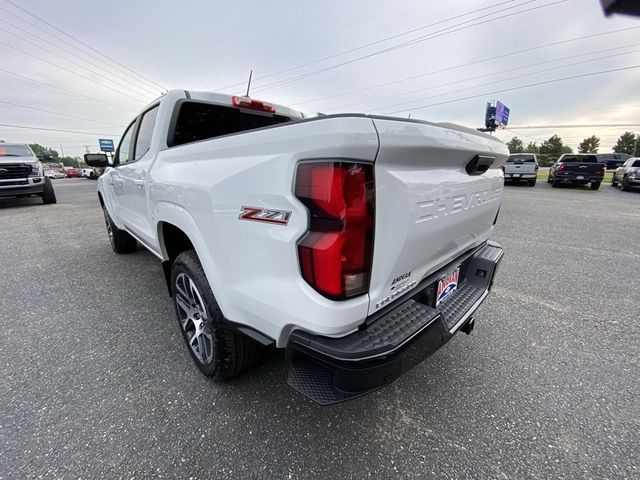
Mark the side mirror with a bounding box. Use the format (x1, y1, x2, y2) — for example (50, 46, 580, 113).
(84, 153, 109, 168)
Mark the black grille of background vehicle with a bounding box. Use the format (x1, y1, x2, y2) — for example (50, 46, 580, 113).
(0, 164, 31, 179)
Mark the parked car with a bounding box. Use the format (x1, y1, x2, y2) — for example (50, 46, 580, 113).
(46, 171, 66, 179)
(503, 153, 538, 186)
(80, 168, 94, 178)
(596, 153, 632, 171)
(66, 168, 81, 178)
(548, 154, 605, 189)
(611, 157, 640, 191)
(0, 142, 56, 203)
(84, 89, 507, 404)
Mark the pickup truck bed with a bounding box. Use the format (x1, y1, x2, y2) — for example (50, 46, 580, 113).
(87, 89, 507, 403)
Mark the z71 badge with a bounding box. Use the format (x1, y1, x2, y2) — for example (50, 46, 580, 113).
(239, 206, 292, 225)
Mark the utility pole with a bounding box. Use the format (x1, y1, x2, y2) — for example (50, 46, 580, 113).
(83, 145, 90, 153)
(59, 144, 64, 157)
(634, 133, 639, 157)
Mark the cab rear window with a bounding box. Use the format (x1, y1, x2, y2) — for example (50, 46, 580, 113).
(560, 155, 597, 163)
(507, 155, 535, 163)
(168, 100, 293, 147)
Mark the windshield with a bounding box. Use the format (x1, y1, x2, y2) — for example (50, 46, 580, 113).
(0, 144, 33, 157)
(560, 155, 598, 163)
(506, 155, 535, 163)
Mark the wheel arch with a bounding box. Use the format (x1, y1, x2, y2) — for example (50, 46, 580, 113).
(153, 202, 222, 305)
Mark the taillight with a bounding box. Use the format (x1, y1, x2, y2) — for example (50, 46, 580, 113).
(558, 163, 565, 173)
(601, 163, 606, 174)
(294, 161, 374, 300)
(232, 95, 276, 113)
(534, 164, 539, 173)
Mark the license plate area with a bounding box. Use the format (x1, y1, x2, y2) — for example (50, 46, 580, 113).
(436, 267, 460, 307)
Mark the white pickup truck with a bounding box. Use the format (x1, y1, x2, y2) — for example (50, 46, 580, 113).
(85, 90, 507, 404)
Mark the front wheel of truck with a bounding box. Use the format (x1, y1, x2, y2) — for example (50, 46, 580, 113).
(171, 250, 258, 380)
(102, 207, 137, 253)
(41, 177, 57, 204)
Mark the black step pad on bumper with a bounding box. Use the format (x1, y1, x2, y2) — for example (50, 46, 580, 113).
(287, 241, 503, 405)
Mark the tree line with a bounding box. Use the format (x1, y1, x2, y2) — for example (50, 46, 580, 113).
(28, 143, 86, 168)
(505, 132, 638, 166)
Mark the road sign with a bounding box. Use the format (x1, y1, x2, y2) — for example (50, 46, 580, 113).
(99, 139, 115, 152)
(494, 101, 510, 126)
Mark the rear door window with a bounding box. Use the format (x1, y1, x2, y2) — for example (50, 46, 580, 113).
(134, 105, 159, 161)
(168, 101, 293, 147)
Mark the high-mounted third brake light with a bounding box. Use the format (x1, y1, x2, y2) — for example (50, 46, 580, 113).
(232, 96, 276, 113)
(295, 162, 374, 300)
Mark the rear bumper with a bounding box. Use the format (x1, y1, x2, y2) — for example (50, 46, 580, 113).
(286, 241, 503, 404)
(505, 173, 536, 179)
(555, 173, 604, 183)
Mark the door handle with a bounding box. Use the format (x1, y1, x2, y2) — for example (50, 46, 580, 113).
(132, 179, 145, 189)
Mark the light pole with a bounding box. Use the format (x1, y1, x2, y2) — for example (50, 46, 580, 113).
(634, 132, 639, 157)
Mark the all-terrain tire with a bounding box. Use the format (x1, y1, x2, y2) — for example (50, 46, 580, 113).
(102, 207, 137, 253)
(171, 249, 259, 380)
(41, 177, 57, 204)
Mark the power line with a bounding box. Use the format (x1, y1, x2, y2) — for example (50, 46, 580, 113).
(0, 6, 161, 97)
(0, 27, 153, 102)
(250, 0, 566, 94)
(0, 39, 151, 104)
(381, 64, 640, 115)
(215, 0, 521, 91)
(0, 123, 121, 136)
(0, 68, 138, 113)
(2, 0, 167, 92)
(292, 25, 640, 108)
(341, 48, 640, 113)
(507, 124, 640, 129)
(0, 100, 125, 127)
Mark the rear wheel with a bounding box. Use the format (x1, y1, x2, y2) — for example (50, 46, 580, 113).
(552, 177, 560, 188)
(102, 207, 137, 253)
(171, 250, 258, 379)
(590, 182, 601, 190)
(41, 177, 57, 204)
(528, 179, 536, 187)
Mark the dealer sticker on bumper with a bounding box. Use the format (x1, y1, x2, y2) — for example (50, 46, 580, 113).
(436, 267, 460, 306)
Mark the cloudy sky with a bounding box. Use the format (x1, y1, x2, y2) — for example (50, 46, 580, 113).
(1, 0, 639, 158)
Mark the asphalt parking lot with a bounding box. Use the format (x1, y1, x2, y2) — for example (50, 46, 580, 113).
(1, 179, 639, 479)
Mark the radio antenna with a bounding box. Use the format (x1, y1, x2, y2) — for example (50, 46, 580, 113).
(245, 70, 253, 97)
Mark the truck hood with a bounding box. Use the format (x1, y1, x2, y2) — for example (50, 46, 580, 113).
(0, 156, 37, 165)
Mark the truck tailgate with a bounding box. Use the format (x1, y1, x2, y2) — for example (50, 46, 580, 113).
(368, 118, 508, 315)
(561, 163, 602, 175)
